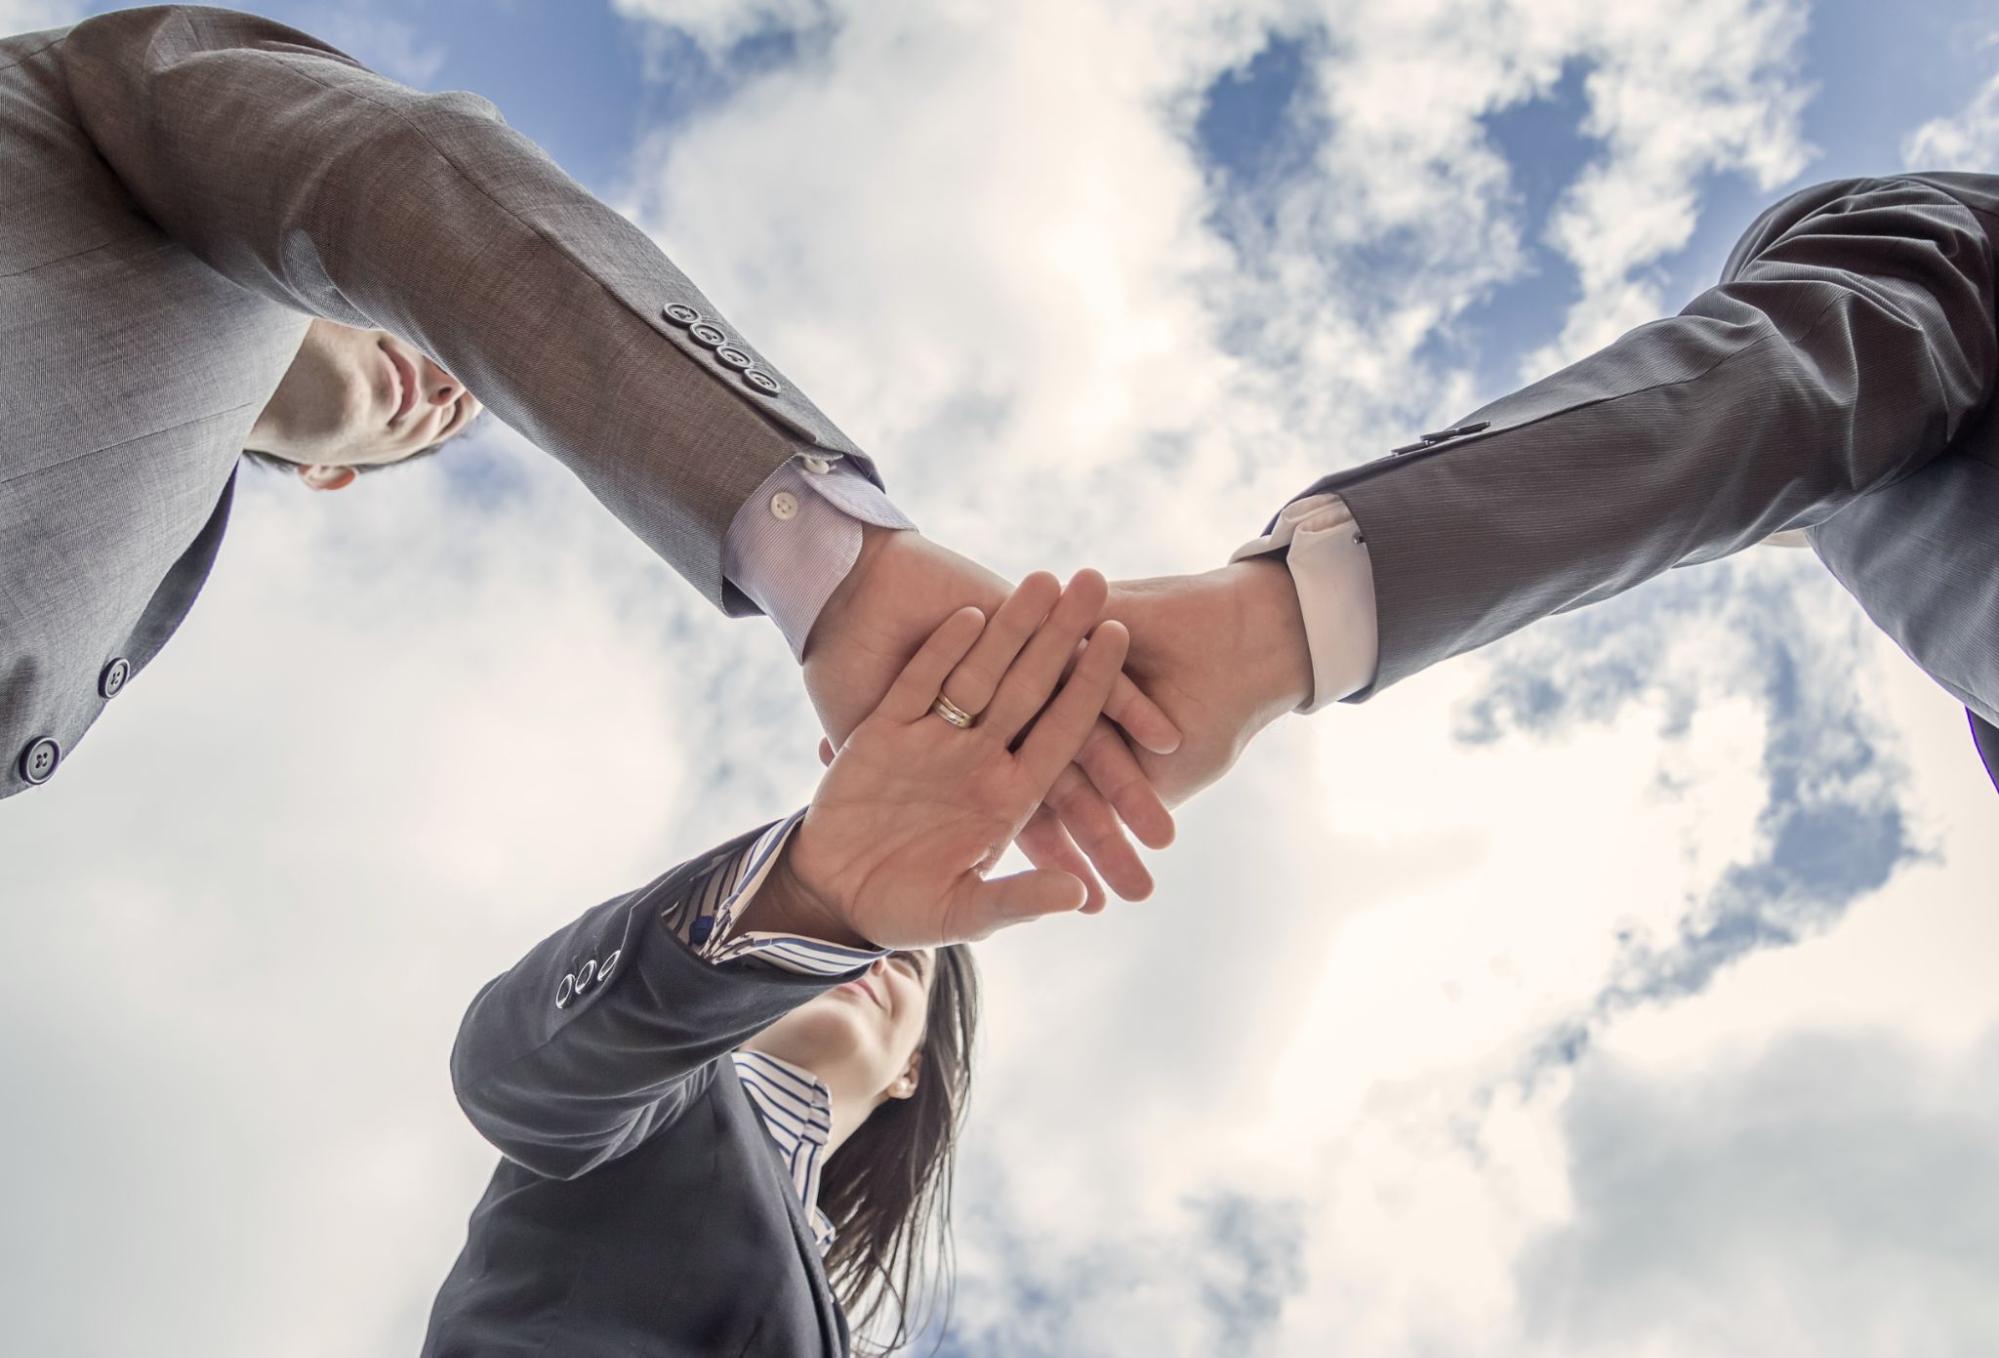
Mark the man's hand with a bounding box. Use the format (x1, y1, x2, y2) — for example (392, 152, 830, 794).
(1099, 558, 1315, 811)
(758, 572, 1133, 948)
(801, 528, 1180, 907)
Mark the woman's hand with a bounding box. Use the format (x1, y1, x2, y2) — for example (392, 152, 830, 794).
(772, 569, 1132, 949)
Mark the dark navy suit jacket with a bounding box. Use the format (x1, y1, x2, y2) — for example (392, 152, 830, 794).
(423, 821, 853, 1358)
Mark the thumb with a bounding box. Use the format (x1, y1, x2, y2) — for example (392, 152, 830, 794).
(954, 868, 1088, 939)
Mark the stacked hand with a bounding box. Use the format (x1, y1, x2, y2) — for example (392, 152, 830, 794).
(761, 570, 1131, 950)
(797, 528, 1318, 928)
(801, 528, 1180, 908)
(1098, 557, 1315, 809)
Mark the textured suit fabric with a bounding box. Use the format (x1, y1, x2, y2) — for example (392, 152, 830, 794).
(2, 6, 881, 798)
(425, 820, 853, 1358)
(1973, 712, 1999, 795)
(1287, 174, 1997, 741)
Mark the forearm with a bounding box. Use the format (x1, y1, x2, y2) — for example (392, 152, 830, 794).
(1229, 494, 1378, 711)
(731, 834, 877, 950)
(60, 6, 874, 609)
(449, 823, 845, 1180)
(1294, 175, 1998, 698)
(723, 461, 915, 655)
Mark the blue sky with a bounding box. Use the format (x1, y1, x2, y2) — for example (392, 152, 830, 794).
(6, 1, 1998, 1354)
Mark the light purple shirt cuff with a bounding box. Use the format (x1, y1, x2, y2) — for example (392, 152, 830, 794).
(723, 457, 917, 660)
(1229, 493, 1381, 712)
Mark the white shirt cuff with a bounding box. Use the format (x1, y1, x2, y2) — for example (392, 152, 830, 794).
(722, 457, 917, 660)
(1229, 492, 1381, 712)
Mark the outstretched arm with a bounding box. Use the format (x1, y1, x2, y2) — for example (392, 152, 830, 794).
(59, 7, 1183, 887)
(1107, 173, 1998, 808)
(451, 571, 1134, 1177)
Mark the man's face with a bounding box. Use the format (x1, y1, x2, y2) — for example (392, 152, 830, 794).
(248, 319, 484, 489)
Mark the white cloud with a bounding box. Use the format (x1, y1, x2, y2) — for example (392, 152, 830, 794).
(5, 1, 1993, 1354)
(1903, 66, 1999, 173)
(611, 0, 831, 59)
(0, 0, 84, 35)
(1512, 0, 1816, 376)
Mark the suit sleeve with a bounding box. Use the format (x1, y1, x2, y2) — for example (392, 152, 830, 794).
(1284, 173, 1998, 699)
(447, 821, 852, 1182)
(57, 4, 881, 614)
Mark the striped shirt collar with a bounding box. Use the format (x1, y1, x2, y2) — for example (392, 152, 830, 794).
(731, 1049, 838, 1252)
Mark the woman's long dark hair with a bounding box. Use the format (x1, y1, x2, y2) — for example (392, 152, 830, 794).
(818, 944, 980, 1354)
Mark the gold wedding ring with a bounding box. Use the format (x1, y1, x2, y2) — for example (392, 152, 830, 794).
(931, 694, 975, 728)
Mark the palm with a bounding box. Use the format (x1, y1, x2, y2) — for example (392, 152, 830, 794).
(801, 530, 1179, 906)
(783, 572, 1133, 950)
(791, 717, 1051, 947)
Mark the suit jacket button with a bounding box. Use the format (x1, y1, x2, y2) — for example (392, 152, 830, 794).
(599, 948, 621, 981)
(743, 369, 781, 397)
(574, 958, 598, 994)
(18, 737, 60, 785)
(99, 658, 130, 699)
(688, 322, 727, 349)
(662, 303, 701, 327)
(555, 974, 576, 1009)
(715, 345, 754, 371)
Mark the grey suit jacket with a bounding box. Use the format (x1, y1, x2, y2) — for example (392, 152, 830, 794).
(424, 820, 853, 1357)
(1285, 173, 1998, 786)
(1, 5, 881, 799)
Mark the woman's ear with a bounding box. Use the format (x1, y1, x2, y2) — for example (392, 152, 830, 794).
(298, 464, 357, 492)
(890, 1052, 921, 1100)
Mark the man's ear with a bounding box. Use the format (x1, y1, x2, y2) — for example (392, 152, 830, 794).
(298, 464, 357, 492)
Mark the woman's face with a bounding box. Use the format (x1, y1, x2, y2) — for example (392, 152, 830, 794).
(745, 950, 935, 1106)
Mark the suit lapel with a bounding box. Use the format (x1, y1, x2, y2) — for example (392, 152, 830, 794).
(720, 1071, 849, 1357)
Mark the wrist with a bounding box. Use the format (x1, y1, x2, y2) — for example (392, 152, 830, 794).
(734, 836, 876, 950)
(801, 523, 908, 662)
(1224, 556, 1314, 715)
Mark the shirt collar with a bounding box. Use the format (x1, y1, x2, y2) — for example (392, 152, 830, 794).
(731, 1049, 838, 1251)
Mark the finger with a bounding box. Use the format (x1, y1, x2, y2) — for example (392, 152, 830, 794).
(938, 571, 1060, 719)
(1042, 761, 1154, 902)
(817, 738, 836, 768)
(1103, 670, 1181, 754)
(878, 605, 986, 724)
(1077, 718, 1175, 850)
(952, 868, 1088, 940)
(982, 569, 1108, 744)
(1015, 808, 1106, 913)
(1016, 621, 1129, 793)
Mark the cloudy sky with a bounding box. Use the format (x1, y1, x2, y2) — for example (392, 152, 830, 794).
(3, 1, 1996, 1354)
